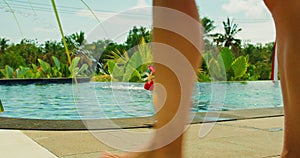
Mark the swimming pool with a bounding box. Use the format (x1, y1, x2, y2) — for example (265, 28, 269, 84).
(0, 81, 283, 120)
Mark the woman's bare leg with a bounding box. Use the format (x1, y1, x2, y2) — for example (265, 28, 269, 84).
(100, 0, 202, 157)
(151, 0, 202, 155)
(264, 1, 300, 157)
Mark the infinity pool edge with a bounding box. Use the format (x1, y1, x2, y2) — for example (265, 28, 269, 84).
(0, 107, 284, 130)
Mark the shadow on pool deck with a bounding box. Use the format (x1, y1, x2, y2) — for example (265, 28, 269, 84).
(0, 107, 283, 130)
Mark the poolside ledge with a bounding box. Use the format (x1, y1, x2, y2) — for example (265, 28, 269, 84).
(0, 107, 283, 130)
(0, 78, 90, 85)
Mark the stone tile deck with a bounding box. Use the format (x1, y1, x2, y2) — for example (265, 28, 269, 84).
(21, 116, 284, 158)
(0, 108, 284, 158)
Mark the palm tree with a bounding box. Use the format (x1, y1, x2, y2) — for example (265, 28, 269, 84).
(62, 31, 86, 55)
(0, 38, 9, 54)
(201, 17, 216, 37)
(72, 31, 85, 47)
(212, 17, 242, 48)
(201, 17, 218, 53)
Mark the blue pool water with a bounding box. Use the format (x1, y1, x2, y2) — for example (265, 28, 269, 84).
(0, 81, 283, 120)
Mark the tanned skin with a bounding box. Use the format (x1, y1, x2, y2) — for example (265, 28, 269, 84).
(264, 1, 300, 158)
(100, 0, 201, 157)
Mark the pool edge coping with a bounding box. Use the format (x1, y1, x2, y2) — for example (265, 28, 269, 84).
(0, 107, 284, 130)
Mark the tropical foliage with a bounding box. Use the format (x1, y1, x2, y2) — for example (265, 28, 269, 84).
(0, 57, 88, 79)
(1, 15, 275, 82)
(202, 48, 248, 81)
(106, 38, 152, 82)
(0, 99, 3, 113)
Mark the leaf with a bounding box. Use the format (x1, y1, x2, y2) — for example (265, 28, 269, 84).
(202, 52, 226, 81)
(129, 69, 142, 82)
(220, 47, 235, 72)
(70, 57, 80, 70)
(4, 65, 14, 78)
(38, 59, 51, 74)
(32, 64, 38, 72)
(60, 64, 70, 77)
(209, 59, 223, 81)
(107, 60, 123, 81)
(52, 56, 61, 70)
(215, 54, 227, 81)
(231, 56, 247, 78)
(0, 99, 4, 113)
(69, 57, 80, 77)
(107, 60, 116, 75)
(51, 0, 71, 65)
(202, 51, 214, 64)
(123, 68, 134, 82)
(126, 51, 142, 70)
(35, 72, 41, 78)
(16, 67, 30, 78)
(137, 38, 152, 64)
(108, 49, 130, 66)
(77, 64, 89, 76)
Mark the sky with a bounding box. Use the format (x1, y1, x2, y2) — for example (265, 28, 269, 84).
(0, 0, 275, 45)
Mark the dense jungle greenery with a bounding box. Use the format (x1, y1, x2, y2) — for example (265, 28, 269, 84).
(0, 17, 275, 82)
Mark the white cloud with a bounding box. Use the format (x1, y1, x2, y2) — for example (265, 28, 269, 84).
(222, 0, 269, 18)
(238, 20, 275, 44)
